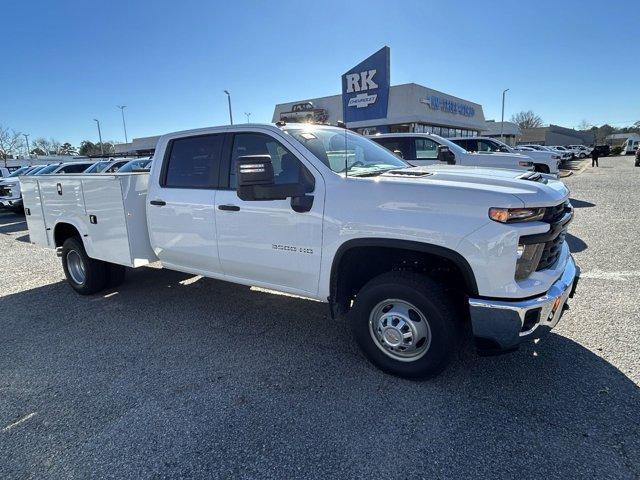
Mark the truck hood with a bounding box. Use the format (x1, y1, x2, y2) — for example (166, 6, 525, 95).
(513, 149, 558, 161)
(379, 166, 569, 207)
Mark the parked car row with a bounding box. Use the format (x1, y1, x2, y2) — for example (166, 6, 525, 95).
(0, 157, 152, 212)
(518, 144, 614, 160)
(368, 134, 561, 174)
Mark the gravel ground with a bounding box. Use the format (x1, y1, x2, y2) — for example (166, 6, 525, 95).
(1, 156, 638, 479)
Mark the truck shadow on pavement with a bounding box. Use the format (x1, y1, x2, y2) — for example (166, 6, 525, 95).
(566, 233, 588, 253)
(1, 265, 638, 478)
(569, 198, 596, 208)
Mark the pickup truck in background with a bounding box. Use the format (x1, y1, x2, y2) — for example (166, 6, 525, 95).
(279, 102, 329, 124)
(368, 133, 535, 171)
(449, 136, 562, 175)
(21, 124, 579, 379)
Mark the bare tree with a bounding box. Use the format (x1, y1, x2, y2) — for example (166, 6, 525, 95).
(577, 119, 592, 131)
(31, 137, 64, 155)
(511, 111, 543, 130)
(0, 125, 24, 166)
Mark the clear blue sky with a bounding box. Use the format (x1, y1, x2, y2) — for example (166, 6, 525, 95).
(3, 0, 638, 146)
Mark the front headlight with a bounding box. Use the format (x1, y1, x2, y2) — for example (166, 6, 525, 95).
(489, 207, 545, 223)
(515, 243, 545, 279)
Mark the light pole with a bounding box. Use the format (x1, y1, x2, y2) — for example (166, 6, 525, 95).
(244, 112, 251, 123)
(23, 134, 30, 158)
(500, 88, 509, 143)
(93, 119, 104, 155)
(224, 90, 233, 125)
(117, 105, 128, 143)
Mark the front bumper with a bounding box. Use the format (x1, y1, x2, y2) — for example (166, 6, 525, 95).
(0, 197, 23, 208)
(468, 255, 579, 352)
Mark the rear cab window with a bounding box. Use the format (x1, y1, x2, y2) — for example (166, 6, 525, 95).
(161, 134, 224, 188)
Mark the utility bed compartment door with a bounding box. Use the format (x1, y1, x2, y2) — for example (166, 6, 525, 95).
(20, 179, 49, 247)
(82, 178, 131, 265)
(38, 178, 85, 245)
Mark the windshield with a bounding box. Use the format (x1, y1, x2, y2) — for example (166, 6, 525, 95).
(488, 138, 512, 151)
(6, 166, 31, 178)
(34, 164, 61, 175)
(430, 135, 467, 155)
(118, 159, 151, 172)
(84, 161, 110, 173)
(285, 127, 408, 176)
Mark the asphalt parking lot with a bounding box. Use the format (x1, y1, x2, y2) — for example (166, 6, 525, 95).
(1, 156, 639, 479)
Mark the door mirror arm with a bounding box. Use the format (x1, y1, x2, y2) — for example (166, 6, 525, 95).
(290, 194, 314, 213)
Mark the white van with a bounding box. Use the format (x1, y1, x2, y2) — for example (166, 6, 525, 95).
(622, 138, 640, 155)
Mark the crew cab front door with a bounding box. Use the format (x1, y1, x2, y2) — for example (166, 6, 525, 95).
(214, 131, 324, 295)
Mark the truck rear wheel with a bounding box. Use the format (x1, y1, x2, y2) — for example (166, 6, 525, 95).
(61, 237, 107, 295)
(349, 272, 458, 379)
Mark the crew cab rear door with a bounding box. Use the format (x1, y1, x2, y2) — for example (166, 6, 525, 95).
(214, 129, 324, 295)
(146, 132, 225, 275)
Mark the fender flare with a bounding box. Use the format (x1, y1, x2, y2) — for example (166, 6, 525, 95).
(52, 219, 88, 247)
(329, 238, 479, 311)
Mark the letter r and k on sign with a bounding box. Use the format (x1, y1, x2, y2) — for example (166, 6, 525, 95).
(346, 69, 378, 93)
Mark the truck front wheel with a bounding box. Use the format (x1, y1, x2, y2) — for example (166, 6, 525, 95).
(349, 272, 458, 379)
(61, 237, 107, 295)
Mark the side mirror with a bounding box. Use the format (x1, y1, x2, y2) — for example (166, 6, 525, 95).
(393, 149, 404, 159)
(236, 155, 283, 201)
(236, 155, 313, 208)
(437, 145, 456, 165)
(236, 155, 275, 187)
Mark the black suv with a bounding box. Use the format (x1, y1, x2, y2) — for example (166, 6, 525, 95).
(592, 145, 610, 157)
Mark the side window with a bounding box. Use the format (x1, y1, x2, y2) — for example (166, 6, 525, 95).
(60, 163, 91, 173)
(464, 139, 479, 152)
(163, 134, 223, 188)
(373, 138, 411, 159)
(229, 133, 310, 189)
(477, 140, 498, 152)
(414, 138, 439, 159)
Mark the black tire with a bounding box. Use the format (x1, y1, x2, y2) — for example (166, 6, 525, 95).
(106, 263, 127, 288)
(348, 271, 458, 379)
(61, 237, 107, 295)
(534, 164, 550, 174)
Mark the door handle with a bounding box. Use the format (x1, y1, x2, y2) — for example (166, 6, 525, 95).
(218, 204, 240, 211)
(150, 199, 166, 206)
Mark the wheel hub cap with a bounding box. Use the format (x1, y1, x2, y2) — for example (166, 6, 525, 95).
(67, 250, 86, 285)
(369, 299, 432, 362)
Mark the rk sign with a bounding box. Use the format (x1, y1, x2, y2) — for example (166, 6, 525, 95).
(342, 46, 390, 124)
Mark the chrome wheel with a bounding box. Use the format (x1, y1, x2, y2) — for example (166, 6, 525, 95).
(66, 250, 86, 285)
(368, 299, 432, 362)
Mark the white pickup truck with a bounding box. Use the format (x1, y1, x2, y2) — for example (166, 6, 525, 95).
(21, 124, 579, 379)
(448, 136, 562, 175)
(368, 133, 536, 172)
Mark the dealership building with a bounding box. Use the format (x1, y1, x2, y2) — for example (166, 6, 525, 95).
(273, 83, 486, 138)
(273, 46, 487, 138)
